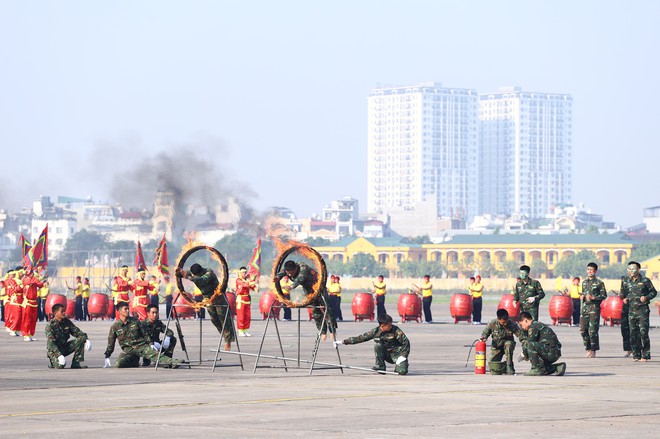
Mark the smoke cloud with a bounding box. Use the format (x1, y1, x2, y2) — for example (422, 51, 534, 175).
(87, 135, 258, 238)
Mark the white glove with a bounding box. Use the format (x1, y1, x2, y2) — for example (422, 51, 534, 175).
(526, 297, 536, 304)
(152, 343, 161, 351)
(395, 356, 407, 365)
(163, 336, 171, 350)
(104, 358, 112, 368)
(85, 339, 92, 352)
(57, 355, 66, 366)
(333, 340, 343, 348)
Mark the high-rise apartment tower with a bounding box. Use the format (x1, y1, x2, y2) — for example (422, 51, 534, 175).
(367, 82, 478, 222)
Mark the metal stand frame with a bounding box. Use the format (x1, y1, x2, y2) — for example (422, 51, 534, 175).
(156, 292, 244, 371)
(215, 294, 375, 376)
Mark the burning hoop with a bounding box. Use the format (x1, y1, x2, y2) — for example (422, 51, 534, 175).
(175, 245, 229, 309)
(272, 244, 327, 308)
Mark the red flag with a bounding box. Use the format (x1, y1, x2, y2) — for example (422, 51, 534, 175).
(246, 237, 262, 283)
(19, 233, 32, 257)
(153, 234, 169, 275)
(23, 225, 48, 271)
(135, 240, 146, 271)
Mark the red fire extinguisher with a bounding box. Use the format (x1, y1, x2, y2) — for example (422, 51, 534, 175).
(474, 339, 486, 374)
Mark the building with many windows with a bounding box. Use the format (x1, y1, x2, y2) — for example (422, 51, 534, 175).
(479, 87, 573, 219)
(367, 82, 479, 226)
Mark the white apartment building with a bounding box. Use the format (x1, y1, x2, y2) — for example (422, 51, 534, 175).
(367, 82, 479, 223)
(479, 86, 572, 219)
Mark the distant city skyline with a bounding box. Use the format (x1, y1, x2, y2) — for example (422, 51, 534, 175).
(1, 1, 659, 228)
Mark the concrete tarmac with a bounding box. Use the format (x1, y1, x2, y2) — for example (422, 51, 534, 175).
(1, 300, 659, 438)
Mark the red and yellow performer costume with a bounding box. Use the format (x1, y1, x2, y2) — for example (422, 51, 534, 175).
(113, 266, 132, 319)
(4, 270, 24, 334)
(235, 267, 256, 333)
(132, 269, 153, 320)
(20, 271, 44, 340)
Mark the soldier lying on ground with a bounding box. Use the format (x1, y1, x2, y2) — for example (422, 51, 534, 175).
(334, 314, 410, 375)
(104, 302, 181, 369)
(45, 303, 91, 369)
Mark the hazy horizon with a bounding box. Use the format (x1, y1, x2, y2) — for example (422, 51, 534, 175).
(1, 1, 659, 229)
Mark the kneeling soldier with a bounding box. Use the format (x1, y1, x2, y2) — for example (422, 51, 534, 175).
(104, 302, 180, 368)
(335, 314, 410, 375)
(518, 311, 566, 376)
(141, 304, 177, 367)
(480, 308, 522, 375)
(45, 303, 91, 368)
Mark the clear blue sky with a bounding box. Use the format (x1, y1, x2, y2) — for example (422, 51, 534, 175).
(1, 1, 658, 228)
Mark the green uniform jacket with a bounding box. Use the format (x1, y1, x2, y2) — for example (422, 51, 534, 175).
(343, 325, 410, 358)
(514, 278, 545, 310)
(277, 262, 317, 295)
(581, 276, 607, 306)
(189, 268, 219, 298)
(104, 316, 152, 358)
(45, 318, 87, 352)
(141, 319, 174, 343)
(619, 275, 657, 311)
(523, 321, 562, 350)
(481, 319, 522, 347)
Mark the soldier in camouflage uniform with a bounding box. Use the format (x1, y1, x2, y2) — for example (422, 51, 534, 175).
(619, 261, 657, 362)
(335, 314, 409, 375)
(480, 309, 522, 375)
(518, 311, 566, 376)
(103, 302, 180, 368)
(275, 260, 337, 341)
(620, 294, 631, 357)
(176, 264, 235, 352)
(580, 262, 608, 358)
(45, 303, 89, 369)
(513, 265, 545, 322)
(141, 304, 177, 367)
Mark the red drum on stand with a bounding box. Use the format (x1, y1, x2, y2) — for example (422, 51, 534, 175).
(397, 293, 422, 323)
(45, 294, 67, 319)
(449, 293, 473, 324)
(259, 291, 281, 320)
(549, 295, 573, 325)
(352, 292, 375, 322)
(601, 296, 624, 326)
(497, 294, 520, 319)
(224, 291, 237, 316)
(107, 300, 115, 319)
(88, 293, 109, 320)
(65, 299, 76, 319)
(173, 293, 196, 319)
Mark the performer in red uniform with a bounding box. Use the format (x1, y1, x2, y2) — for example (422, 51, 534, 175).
(113, 265, 132, 319)
(235, 267, 256, 337)
(4, 268, 24, 336)
(132, 267, 153, 320)
(20, 268, 44, 341)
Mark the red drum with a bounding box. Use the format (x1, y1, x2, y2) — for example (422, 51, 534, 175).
(397, 293, 422, 323)
(259, 291, 281, 320)
(497, 294, 520, 319)
(65, 299, 76, 319)
(352, 292, 375, 322)
(173, 293, 196, 319)
(44, 294, 67, 319)
(449, 293, 473, 324)
(224, 291, 237, 316)
(601, 296, 624, 326)
(88, 293, 109, 319)
(107, 300, 115, 319)
(549, 295, 573, 325)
